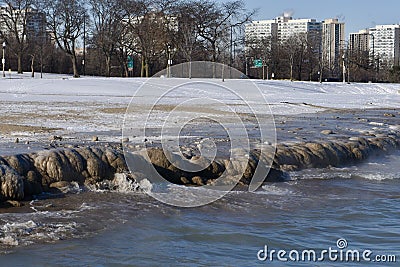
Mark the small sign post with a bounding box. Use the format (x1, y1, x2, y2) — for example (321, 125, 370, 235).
(127, 56, 134, 76)
(253, 59, 263, 68)
(253, 59, 269, 80)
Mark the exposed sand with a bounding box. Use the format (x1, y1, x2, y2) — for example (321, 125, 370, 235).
(0, 123, 60, 134)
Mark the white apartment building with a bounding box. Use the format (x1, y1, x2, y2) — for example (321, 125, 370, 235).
(245, 19, 278, 55)
(245, 19, 278, 42)
(277, 16, 322, 42)
(322, 18, 345, 72)
(245, 15, 323, 50)
(369, 24, 400, 66)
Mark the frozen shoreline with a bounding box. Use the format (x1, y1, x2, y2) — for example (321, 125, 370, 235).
(0, 75, 399, 205)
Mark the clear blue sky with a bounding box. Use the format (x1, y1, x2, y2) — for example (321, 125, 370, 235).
(222, 0, 400, 37)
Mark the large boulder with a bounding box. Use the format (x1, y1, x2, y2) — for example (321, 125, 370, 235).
(0, 165, 24, 201)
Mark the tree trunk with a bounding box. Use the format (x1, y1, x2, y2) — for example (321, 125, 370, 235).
(290, 55, 294, 81)
(105, 56, 111, 77)
(298, 51, 303, 81)
(189, 59, 192, 79)
(141, 57, 145, 77)
(212, 43, 217, 78)
(17, 53, 23, 74)
(31, 55, 35, 78)
(145, 59, 149, 77)
(319, 64, 323, 83)
(71, 54, 80, 78)
(124, 65, 128, 77)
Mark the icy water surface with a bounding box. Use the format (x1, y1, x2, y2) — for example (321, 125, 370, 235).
(0, 154, 399, 266)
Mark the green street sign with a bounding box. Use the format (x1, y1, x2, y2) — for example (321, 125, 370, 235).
(253, 59, 263, 68)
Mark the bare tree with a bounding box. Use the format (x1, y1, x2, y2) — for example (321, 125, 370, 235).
(27, 19, 48, 78)
(175, 2, 200, 67)
(195, 0, 254, 62)
(89, 0, 124, 77)
(245, 35, 274, 78)
(0, 0, 37, 74)
(280, 33, 309, 81)
(42, 0, 87, 78)
(121, 0, 172, 77)
(304, 34, 321, 81)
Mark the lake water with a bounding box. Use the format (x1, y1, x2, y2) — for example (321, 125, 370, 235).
(0, 153, 399, 266)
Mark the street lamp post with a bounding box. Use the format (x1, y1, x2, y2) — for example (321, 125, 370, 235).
(2, 42, 5, 78)
(245, 56, 248, 76)
(83, 14, 86, 76)
(340, 39, 347, 83)
(167, 44, 172, 78)
(342, 54, 346, 83)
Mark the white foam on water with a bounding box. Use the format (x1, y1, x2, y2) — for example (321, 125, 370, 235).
(85, 173, 154, 194)
(288, 152, 400, 182)
(369, 122, 385, 126)
(0, 219, 80, 247)
(356, 173, 400, 181)
(56, 181, 82, 194)
(258, 184, 295, 196)
(289, 168, 353, 181)
(351, 153, 400, 181)
(0, 220, 78, 249)
(113, 173, 140, 193)
(388, 125, 400, 131)
(139, 179, 153, 193)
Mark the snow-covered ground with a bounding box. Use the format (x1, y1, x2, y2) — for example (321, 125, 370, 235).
(259, 80, 400, 114)
(0, 72, 399, 149)
(2, 73, 399, 113)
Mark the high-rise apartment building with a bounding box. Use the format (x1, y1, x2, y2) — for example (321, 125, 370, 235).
(322, 18, 345, 73)
(349, 29, 370, 52)
(369, 24, 400, 66)
(245, 19, 278, 42)
(276, 16, 322, 42)
(245, 15, 322, 48)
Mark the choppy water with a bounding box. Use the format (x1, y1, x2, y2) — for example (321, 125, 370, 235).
(0, 153, 399, 266)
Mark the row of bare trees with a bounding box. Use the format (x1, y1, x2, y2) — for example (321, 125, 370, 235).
(0, 0, 254, 78)
(246, 32, 400, 83)
(246, 33, 321, 81)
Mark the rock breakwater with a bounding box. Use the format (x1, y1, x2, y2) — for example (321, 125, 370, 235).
(0, 132, 399, 202)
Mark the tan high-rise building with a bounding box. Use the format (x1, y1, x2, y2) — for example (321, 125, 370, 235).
(322, 18, 345, 74)
(349, 29, 370, 52)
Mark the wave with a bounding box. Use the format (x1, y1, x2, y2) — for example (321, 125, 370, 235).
(0, 220, 79, 248)
(353, 173, 400, 181)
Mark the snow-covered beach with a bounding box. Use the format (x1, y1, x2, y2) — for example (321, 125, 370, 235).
(1, 73, 399, 148)
(0, 73, 399, 265)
